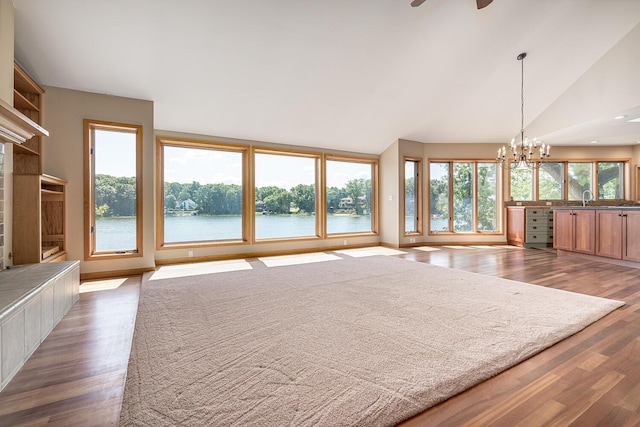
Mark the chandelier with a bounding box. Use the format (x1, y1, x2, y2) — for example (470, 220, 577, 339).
(497, 52, 550, 170)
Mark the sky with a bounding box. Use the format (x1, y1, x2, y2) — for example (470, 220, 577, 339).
(94, 130, 372, 189)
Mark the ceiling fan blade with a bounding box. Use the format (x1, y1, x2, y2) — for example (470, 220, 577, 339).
(476, 0, 494, 9)
(410, 0, 427, 7)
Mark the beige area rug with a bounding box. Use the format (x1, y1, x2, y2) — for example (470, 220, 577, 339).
(119, 256, 623, 427)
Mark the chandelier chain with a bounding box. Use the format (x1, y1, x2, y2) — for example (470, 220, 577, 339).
(520, 53, 524, 138)
(497, 52, 550, 170)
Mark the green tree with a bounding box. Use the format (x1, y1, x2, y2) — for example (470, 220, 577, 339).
(453, 163, 473, 231)
(290, 184, 315, 214)
(263, 188, 291, 214)
(327, 186, 347, 213)
(345, 178, 370, 215)
(164, 194, 177, 210)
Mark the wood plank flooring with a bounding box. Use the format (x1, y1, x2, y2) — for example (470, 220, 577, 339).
(1, 246, 639, 426)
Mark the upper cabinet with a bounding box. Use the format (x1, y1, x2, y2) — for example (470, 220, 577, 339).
(13, 62, 44, 174)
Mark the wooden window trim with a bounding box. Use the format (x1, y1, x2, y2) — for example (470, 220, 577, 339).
(253, 148, 323, 242)
(403, 157, 423, 236)
(84, 119, 143, 260)
(324, 155, 379, 237)
(155, 137, 250, 250)
(429, 159, 502, 235)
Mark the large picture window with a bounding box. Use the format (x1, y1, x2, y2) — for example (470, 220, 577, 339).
(84, 120, 143, 259)
(326, 157, 377, 235)
(254, 150, 320, 240)
(430, 161, 501, 234)
(157, 138, 248, 247)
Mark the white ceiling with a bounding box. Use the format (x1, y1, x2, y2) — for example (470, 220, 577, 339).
(12, 0, 640, 154)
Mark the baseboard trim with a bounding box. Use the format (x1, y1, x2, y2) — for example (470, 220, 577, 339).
(80, 267, 156, 281)
(155, 242, 379, 266)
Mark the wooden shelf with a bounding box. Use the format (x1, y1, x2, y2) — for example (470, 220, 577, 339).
(42, 245, 60, 260)
(12, 142, 39, 156)
(14, 63, 44, 95)
(41, 189, 64, 202)
(13, 89, 39, 112)
(12, 63, 67, 265)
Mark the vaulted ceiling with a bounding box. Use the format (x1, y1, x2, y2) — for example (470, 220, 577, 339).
(12, 0, 640, 154)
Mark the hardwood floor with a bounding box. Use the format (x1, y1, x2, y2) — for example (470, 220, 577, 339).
(1, 246, 639, 426)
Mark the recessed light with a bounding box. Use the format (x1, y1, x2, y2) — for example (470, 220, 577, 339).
(614, 115, 627, 120)
(590, 140, 598, 144)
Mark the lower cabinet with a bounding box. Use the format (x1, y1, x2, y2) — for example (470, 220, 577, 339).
(553, 209, 596, 254)
(596, 210, 640, 262)
(507, 207, 553, 248)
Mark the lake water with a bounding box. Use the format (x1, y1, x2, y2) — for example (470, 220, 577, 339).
(95, 214, 373, 251)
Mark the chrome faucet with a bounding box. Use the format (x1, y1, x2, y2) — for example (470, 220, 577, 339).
(582, 189, 594, 207)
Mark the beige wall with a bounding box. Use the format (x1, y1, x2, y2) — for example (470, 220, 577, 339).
(0, 0, 13, 102)
(379, 140, 399, 246)
(0, 0, 13, 268)
(42, 86, 155, 275)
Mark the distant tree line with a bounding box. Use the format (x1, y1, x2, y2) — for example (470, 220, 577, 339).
(94, 174, 372, 217)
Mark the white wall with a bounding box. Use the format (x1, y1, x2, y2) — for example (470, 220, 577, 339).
(527, 23, 640, 137)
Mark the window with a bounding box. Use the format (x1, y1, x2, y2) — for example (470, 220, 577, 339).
(477, 163, 498, 232)
(510, 168, 533, 201)
(510, 160, 627, 202)
(568, 162, 592, 200)
(598, 161, 624, 199)
(254, 150, 320, 240)
(429, 162, 450, 232)
(326, 157, 377, 235)
(453, 163, 474, 232)
(429, 161, 501, 234)
(157, 138, 248, 247)
(538, 162, 564, 200)
(84, 120, 142, 259)
(404, 158, 422, 234)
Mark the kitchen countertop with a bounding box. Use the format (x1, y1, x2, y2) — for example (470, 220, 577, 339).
(551, 206, 640, 210)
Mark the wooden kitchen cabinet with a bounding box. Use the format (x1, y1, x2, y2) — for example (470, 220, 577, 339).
(596, 209, 640, 262)
(506, 207, 553, 248)
(553, 209, 595, 255)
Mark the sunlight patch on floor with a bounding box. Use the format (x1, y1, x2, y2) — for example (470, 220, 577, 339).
(149, 259, 253, 281)
(259, 252, 341, 267)
(80, 278, 128, 293)
(442, 245, 473, 250)
(413, 246, 441, 252)
(469, 245, 498, 249)
(497, 245, 524, 249)
(335, 246, 406, 257)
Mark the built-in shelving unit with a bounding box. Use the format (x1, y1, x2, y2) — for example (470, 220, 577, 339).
(12, 62, 68, 265)
(13, 62, 43, 174)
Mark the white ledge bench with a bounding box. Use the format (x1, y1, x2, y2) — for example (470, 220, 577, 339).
(0, 261, 80, 391)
